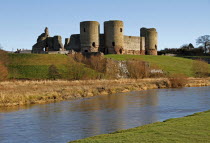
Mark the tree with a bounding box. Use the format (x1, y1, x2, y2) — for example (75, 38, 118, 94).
(196, 35, 210, 53)
(192, 59, 209, 77)
(48, 65, 61, 80)
(188, 43, 194, 49)
(180, 44, 189, 49)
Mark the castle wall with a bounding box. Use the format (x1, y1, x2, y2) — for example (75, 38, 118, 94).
(124, 36, 140, 55)
(66, 34, 146, 55)
(123, 36, 145, 55)
(99, 34, 105, 53)
(65, 34, 81, 52)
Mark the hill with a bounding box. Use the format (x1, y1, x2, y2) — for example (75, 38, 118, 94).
(7, 54, 100, 80)
(105, 55, 210, 77)
(6, 54, 210, 79)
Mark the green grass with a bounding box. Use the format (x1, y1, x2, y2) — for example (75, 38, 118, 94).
(7, 54, 101, 79)
(6, 54, 210, 79)
(105, 54, 210, 77)
(70, 110, 210, 143)
(8, 53, 68, 65)
(183, 56, 210, 59)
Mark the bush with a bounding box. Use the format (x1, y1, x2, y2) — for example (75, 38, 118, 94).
(192, 59, 209, 77)
(72, 53, 106, 73)
(126, 59, 149, 79)
(168, 73, 188, 88)
(67, 63, 86, 80)
(48, 65, 61, 80)
(149, 64, 165, 78)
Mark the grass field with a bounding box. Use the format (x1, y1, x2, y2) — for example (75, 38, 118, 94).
(7, 54, 101, 79)
(70, 110, 210, 143)
(6, 54, 210, 79)
(105, 54, 210, 77)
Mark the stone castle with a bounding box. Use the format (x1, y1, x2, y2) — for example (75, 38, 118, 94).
(32, 20, 158, 55)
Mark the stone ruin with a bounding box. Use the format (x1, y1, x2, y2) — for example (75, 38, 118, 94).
(32, 20, 158, 55)
(32, 27, 64, 53)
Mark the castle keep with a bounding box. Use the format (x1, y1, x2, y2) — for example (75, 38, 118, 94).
(32, 20, 158, 55)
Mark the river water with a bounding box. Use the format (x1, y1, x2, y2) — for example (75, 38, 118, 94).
(0, 86, 210, 143)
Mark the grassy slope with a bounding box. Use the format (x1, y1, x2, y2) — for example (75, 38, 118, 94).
(105, 55, 210, 77)
(8, 54, 68, 79)
(71, 110, 210, 143)
(7, 54, 99, 79)
(7, 54, 210, 79)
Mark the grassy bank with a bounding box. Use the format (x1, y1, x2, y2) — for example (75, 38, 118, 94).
(7, 54, 101, 79)
(0, 78, 209, 107)
(6, 54, 210, 79)
(105, 55, 210, 77)
(70, 110, 210, 143)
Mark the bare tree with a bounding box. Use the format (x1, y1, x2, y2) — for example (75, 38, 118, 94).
(196, 35, 210, 53)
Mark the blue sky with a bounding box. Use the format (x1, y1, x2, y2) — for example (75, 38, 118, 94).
(0, 0, 210, 51)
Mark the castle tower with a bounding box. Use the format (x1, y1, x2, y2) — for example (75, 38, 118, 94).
(140, 28, 158, 55)
(147, 28, 158, 55)
(104, 20, 124, 54)
(80, 21, 100, 53)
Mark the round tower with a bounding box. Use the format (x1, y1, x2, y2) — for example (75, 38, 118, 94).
(146, 28, 158, 55)
(140, 27, 148, 55)
(104, 20, 124, 54)
(80, 21, 100, 53)
(140, 27, 147, 37)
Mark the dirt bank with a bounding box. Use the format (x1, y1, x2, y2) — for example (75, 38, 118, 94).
(0, 78, 210, 107)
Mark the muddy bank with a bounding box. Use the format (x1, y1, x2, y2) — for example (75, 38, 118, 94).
(0, 78, 210, 107)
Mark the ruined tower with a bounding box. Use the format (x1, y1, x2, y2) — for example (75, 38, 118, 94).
(80, 21, 100, 53)
(104, 20, 124, 54)
(147, 28, 158, 55)
(140, 28, 158, 55)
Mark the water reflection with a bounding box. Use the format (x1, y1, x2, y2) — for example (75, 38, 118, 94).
(0, 86, 210, 143)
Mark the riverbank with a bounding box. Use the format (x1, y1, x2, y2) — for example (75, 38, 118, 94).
(70, 110, 210, 143)
(0, 78, 210, 107)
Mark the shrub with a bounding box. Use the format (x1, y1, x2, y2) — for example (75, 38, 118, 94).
(149, 64, 165, 78)
(48, 65, 61, 80)
(126, 59, 149, 79)
(67, 63, 87, 80)
(88, 55, 106, 73)
(168, 73, 188, 88)
(105, 59, 120, 79)
(72, 53, 106, 73)
(192, 59, 209, 77)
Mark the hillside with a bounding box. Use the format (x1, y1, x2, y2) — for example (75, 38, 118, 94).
(6, 54, 210, 79)
(7, 54, 100, 79)
(105, 55, 210, 77)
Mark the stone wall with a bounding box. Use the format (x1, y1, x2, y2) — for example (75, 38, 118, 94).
(66, 34, 146, 55)
(124, 36, 145, 55)
(32, 28, 64, 53)
(65, 34, 81, 52)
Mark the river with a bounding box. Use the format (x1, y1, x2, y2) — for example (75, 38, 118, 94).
(0, 86, 210, 143)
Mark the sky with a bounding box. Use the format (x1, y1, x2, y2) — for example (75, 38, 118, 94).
(0, 0, 210, 51)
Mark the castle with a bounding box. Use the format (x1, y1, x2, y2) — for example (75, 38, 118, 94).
(32, 20, 158, 55)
